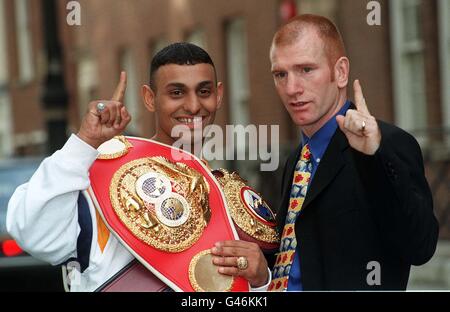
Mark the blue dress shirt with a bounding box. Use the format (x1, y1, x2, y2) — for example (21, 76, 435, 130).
(287, 100, 351, 291)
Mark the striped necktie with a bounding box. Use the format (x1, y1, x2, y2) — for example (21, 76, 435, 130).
(269, 144, 312, 291)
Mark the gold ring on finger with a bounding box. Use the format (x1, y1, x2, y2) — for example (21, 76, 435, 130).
(236, 256, 248, 271)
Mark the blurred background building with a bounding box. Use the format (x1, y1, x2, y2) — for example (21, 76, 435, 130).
(0, 0, 448, 290)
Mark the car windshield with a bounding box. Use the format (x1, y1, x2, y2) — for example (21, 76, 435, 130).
(0, 157, 43, 237)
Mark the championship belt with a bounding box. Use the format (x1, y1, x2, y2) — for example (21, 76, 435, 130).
(88, 136, 249, 292)
(212, 169, 280, 253)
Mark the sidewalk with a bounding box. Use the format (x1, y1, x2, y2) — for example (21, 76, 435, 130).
(408, 240, 450, 290)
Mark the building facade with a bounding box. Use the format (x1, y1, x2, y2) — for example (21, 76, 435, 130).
(0, 0, 448, 239)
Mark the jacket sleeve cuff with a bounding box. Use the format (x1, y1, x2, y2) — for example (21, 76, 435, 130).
(58, 134, 100, 170)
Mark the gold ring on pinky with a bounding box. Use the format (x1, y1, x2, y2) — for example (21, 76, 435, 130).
(236, 256, 249, 270)
(361, 120, 366, 132)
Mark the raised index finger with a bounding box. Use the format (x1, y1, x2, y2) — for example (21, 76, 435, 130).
(353, 79, 370, 115)
(111, 71, 127, 102)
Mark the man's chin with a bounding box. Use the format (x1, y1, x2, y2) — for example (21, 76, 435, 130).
(291, 116, 314, 127)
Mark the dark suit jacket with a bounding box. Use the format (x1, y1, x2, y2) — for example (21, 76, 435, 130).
(276, 119, 439, 290)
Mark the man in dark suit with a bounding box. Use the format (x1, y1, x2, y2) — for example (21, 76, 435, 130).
(268, 14, 439, 291)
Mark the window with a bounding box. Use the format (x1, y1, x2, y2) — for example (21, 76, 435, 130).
(15, 0, 34, 83)
(186, 28, 206, 50)
(77, 57, 98, 122)
(0, 94, 13, 158)
(438, 0, 450, 146)
(225, 18, 253, 175)
(0, 0, 13, 157)
(120, 49, 140, 136)
(390, 0, 427, 144)
(226, 19, 250, 127)
(0, 0, 8, 85)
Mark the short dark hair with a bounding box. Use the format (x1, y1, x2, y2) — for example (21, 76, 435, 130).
(149, 42, 217, 90)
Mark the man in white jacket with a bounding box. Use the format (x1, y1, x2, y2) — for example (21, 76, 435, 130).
(7, 43, 270, 292)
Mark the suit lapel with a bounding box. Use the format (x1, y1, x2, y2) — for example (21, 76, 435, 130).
(277, 123, 351, 232)
(302, 129, 348, 210)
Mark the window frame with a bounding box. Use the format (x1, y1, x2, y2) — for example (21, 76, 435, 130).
(438, 0, 450, 145)
(14, 0, 34, 84)
(119, 49, 141, 135)
(389, 0, 428, 144)
(0, 0, 13, 157)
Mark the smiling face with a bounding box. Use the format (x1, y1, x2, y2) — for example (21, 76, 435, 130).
(143, 63, 223, 146)
(270, 27, 348, 137)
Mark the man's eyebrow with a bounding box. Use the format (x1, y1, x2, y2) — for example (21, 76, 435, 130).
(165, 82, 186, 89)
(197, 81, 214, 88)
(294, 62, 318, 68)
(272, 61, 318, 70)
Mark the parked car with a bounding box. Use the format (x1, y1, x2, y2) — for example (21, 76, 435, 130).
(0, 157, 64, 292)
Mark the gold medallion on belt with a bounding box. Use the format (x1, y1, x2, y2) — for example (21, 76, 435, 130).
(213, 169, 279, 245)
(189, 250, 234, 292)
(109, 156, 211, 253)
(97, 136, 133, 160)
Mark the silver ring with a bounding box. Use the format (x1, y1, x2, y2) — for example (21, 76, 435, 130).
(236, 256, 248, 271)
(361, 120, 366, 132)
(96, 102, 106, 113)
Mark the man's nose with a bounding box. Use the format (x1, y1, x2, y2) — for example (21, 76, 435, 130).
(183, 93, 201, 114)
(286, 76, 304, 97)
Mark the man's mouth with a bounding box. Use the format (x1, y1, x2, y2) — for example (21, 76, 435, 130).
(290, 101, 310, 107)
(175, 116, 206, 127)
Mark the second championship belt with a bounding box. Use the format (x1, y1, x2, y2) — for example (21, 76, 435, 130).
(212, 169, 280, 253)
(88, 136, 249, 292)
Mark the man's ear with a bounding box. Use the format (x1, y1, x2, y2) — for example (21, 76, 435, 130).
(216, 82, 224, 110)
(142, 85, 156, 112)
(334, 57, 350, 89)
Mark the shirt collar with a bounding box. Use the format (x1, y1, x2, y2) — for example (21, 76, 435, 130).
(301, 100, 351, 163)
